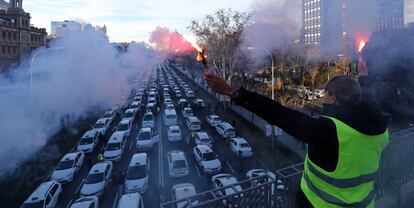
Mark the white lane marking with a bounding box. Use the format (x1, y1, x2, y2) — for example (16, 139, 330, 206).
(112, 192, 119, 208)
(129, 141, 133, 151)
(185, 135, 190, 145)
(75, 179, 84, 194)
(158, 115, 164, 188)
(226, 160, 236, 174)
(195, 164, 202, 178)
(65, 199, 73, 208)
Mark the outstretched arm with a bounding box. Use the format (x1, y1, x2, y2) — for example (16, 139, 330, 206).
(204, 72, 335, 144)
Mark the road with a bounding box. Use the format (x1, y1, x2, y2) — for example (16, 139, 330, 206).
(38, 64, 277, 208)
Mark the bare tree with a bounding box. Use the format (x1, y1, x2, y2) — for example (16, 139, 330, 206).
(188, 9, 251, 84)
(307, 65, 319, 90)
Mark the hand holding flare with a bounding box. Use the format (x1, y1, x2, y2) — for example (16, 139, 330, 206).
(197, 48, 209, 69)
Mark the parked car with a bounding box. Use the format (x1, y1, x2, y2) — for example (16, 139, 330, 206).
(167, 125, 182, 142)
(142, 112, 155, 129)
(194, 132, 213, 148)
(229, 137, 253, 158)
(167, 150, 189, 177)
(129, 101, 141, 113)
(102, 110, 117, 126)
(122, 109, 136, 123)
(93, 118, 110, 136)
(186, 116, 201, 132)
(166, 103, 175, 111)
(164, 109, 178, 126)
(185, 90, 195, 98)
(115, 120, 132, 139)
(193, 145, 221, 175)
(192, 99, 205, 107)
(103, 132, 127, 161)
(20, 181, 62, 208)
(211, 174, 243, 207)
(77, 130, 100, 153)
(117, 192, 144, 208)
(51, 151, 85, 183)
(80, 161, 113, 197)
(181, 107, 193, 118)
(206, 115, 221, 127)
(69, 196, 99, 208)
(136, 127, 159, 151)
(171, 183, 198, 208)
(215, 122, 236, 139)
(124, 153, 150, 194)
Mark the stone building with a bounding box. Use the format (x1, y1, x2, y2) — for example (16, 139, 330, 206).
(0, 0, 47, 71)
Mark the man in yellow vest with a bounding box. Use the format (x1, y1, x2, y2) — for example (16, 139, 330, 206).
(205, 73, 389, 208)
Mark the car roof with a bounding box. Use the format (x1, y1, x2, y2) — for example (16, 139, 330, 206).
(139, 128, 152, 135)
(125, 109, 134, 113)
(61, 152, 80, 161)
(119, 119, 130, 125)
(82, 130, 97, 138)
(196, 132, 209, 138)
(168, 150, 185, 160)
(130, 153, 147, 166)
(215, 174, 238, 185)
(131, 101, 140, 105)
(118, 193, 143, 208)
(144, 112, 153, 116)
(183, 107, 191, 111)
(165, 109, 176, 115)
(232, 137, 247, 143)
(96, 118, 107, 123)
(109, 132, 125, 142)
(25, 181, 56, 202)
(172, 183, 196, 199)
(91, 161, 111, 173)
(188, 117, 199, 122)
(209, 115, 219, 118)
(196, 145, 213, 153)
(169, 126, 180, 131)
(221, 122, 234, 129)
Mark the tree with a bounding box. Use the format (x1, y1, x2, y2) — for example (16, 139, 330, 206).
(188, 9, 251, 84)
(307, 65, 319, 90)
(335, 56, 350, 75)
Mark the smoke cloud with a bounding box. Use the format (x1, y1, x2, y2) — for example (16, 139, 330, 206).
(149, 26, 196, 53)
(240, 0, 301, 63)
(0, 30, 161, 179)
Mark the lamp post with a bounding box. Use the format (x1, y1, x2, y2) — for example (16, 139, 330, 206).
(248, 47, 275, 100)
(30, 47, 62, 101)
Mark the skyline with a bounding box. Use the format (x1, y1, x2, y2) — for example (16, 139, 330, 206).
(21, 0, 414, 42)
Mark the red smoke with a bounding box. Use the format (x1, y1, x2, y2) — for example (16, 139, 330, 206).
(149, 26, 196, 53)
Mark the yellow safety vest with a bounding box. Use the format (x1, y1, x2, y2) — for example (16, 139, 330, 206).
(300, 116, 389, 208)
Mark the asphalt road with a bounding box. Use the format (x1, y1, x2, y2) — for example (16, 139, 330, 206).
(44, 67, 269, 208)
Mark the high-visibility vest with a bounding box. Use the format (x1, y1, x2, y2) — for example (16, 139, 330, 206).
(300, 116, 389, 208)
(97, 154, 104, 161)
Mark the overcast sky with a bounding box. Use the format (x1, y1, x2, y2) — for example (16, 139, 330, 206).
(23, 0, 414, 43)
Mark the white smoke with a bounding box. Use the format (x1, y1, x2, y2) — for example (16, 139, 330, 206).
(0, 30, 160, 178)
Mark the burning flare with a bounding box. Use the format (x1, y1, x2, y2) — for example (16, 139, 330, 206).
(183, 35, 203, 53)
(358, 40, 366, 53)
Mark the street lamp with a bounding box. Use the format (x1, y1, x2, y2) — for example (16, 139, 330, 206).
(247, 47, 275, 100)
(30, 47, 63, 101)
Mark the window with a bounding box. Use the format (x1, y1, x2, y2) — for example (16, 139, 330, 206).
(45, 195, 52, 205)
(8, 31, 11, 40)
(7, 46, 10, 54)
(13, 32, 16, 41)
(49, 184, 58, 196)
(2, 31, 5, 39)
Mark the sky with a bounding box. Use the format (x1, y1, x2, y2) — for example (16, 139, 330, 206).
(22, 0, 414, 43)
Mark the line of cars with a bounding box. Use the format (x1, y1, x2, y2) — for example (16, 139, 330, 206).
(162, 62, 287, 207)
(20, 79, 155, 208)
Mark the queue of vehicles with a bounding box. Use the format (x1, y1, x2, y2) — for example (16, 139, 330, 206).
(20, 63, 283, 208)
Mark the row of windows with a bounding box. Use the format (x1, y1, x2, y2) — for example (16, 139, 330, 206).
(0, 45, 18, 55)
(30, 34, 43, 43)
(1, 30, 18, 41)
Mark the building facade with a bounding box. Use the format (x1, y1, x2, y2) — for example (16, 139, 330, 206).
(376, 0, 405, 31)
(0, 0, 47, 70)
(302, 0, 405, 57)
(50, 20, 107, 38)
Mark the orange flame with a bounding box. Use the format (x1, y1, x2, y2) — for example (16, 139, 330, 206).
(358, 40, 366, 53)
(183, 35, 202, 52)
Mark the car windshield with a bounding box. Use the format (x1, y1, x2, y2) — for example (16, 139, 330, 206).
(124, 112, 133, 118)
(21, 201, 44, 208)
(93, 123, 105, 128)
(144, 114, 153, 121)
(173, 160, 187, 169)
(191, 121, 200, 126)
(167, 115, 176, 119)
(79, 136, 93, 145)
(85, 173, 104, 184)
(240, 143, 250, 148)
(200, 137, 211, 143)
(139, 132, 151, 141)
(103, 113, 112, 118)
(203, 152, 217, 161)
(55, 160, 74, 170)
(171, 129, 180, 134)
(127, 165, 146, 180)
(184, 109, 192, 114)
(106, 142, 121, 151)
(117, 124, 129, 131)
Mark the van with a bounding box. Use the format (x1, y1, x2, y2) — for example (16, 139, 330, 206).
(186, 116, 201, 131)
(164, 109, 177, 126)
